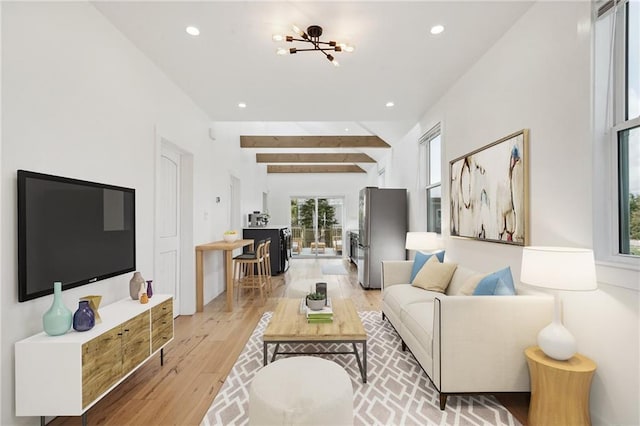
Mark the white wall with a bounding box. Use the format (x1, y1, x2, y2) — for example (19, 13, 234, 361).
(0, 3, 264, 425)
(386, 2, 639, 425)
(0, 3, 4, 423)
(266, 173, 370, 236)
(212, 120, 377, 235)
(201, 122, 267, 298)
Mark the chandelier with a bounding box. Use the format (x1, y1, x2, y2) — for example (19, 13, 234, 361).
(273, 25, 355, 67)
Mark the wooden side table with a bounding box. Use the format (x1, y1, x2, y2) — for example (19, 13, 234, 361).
(525, 346, 597, 426)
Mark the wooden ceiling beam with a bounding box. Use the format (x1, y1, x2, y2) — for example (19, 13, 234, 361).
(267, 165, 366, 173)
(241, 135, 390, 148)
(256, 153, 376, 163)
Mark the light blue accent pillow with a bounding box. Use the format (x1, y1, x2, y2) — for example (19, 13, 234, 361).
(410, 250, 446, 283)
(473, 266, 516, 295)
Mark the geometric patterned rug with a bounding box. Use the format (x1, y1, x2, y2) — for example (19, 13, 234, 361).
(200, 311, 521, 426)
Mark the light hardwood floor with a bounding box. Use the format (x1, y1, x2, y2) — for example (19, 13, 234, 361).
(49, 257, 527, 425)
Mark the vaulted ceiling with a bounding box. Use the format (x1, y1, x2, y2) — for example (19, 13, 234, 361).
(93, 1, 534, 173)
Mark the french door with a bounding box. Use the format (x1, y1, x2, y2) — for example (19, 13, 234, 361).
(290, 196, 344, 258)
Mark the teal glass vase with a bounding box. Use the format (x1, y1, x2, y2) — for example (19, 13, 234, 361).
(42, 282, 72, 336)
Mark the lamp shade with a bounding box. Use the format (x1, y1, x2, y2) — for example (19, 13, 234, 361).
(405, 232, 443, 251)
(520, 246, 597, 291)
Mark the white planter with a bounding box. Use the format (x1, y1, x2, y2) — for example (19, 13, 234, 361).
(223, 233, 238, 243)
(306, 298, 325, 311)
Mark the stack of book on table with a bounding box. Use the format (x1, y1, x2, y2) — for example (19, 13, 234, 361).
(302, 298, 333, 323)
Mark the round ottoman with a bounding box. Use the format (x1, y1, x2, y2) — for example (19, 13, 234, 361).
(249, 356, 354, 426)
(285, 278, 350, 299)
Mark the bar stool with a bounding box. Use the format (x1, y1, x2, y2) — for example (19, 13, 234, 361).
(233, 241, 267, 303)
(263, 239, 273, 294)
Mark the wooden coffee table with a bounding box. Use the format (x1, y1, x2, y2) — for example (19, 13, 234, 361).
(263, 298, 368, 382)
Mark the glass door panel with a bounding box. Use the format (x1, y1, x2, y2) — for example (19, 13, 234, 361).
(290, 196, 344, 258)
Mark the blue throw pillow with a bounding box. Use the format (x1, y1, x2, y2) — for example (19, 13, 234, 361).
(410, 250, 446, 283)
(473, 266, 516, 295)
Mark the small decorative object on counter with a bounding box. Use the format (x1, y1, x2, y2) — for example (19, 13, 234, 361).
(80, 295, 102, 323)
(146, 280, 153, 298)
(73, 300, 95, 332)
(140, 292, 149, 304)
(129, 272, 145, 300)
(223, 230, 238, 242)
(137, 281, 147, 301)
(42, 281, 72, 336)
(315, 282, 328, 305)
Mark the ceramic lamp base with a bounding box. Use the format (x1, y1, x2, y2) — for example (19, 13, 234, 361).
(538, 321, 576, 361)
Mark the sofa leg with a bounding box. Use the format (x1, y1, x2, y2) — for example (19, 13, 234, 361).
(381, 312, 386, 321)
(439, 394, 447, 410)
(401, 340, 406, 351)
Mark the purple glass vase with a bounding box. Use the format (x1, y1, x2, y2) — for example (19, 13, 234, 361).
(146, 280, 153, 298)
(73, 300, 95, 332)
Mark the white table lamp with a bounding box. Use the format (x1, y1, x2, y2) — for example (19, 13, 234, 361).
(405, 232, 443, 252)
(520, 246, 597, 361)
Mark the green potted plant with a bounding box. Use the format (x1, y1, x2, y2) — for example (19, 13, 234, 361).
(306, 292, 326, 311)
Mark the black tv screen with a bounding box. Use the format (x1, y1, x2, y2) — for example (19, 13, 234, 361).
(18, 170, 136, 302)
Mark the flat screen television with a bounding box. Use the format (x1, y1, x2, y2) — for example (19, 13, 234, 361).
(17, 170, 136, 302)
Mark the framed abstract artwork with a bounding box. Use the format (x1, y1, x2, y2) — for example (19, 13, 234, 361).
(449, 129, 529, 245)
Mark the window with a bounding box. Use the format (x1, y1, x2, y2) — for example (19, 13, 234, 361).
(421, 124, 441, 234)
(596, 0, 640, 258)
(618, 126, 639, 255)
(619, 1, 640, 255)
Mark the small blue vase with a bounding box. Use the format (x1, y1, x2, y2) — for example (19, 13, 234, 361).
(42, 282, 72, 336)
(73, 300, 95, 332)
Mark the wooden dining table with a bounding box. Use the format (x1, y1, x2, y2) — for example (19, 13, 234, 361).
(195, 239, 254, 312)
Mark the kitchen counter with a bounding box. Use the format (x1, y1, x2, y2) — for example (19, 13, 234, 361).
(242, 227, 291, 274)
(244, 225, 288, 230)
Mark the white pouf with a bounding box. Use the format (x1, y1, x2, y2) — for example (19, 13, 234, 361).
(249, 356, 354, 426)
(285, 278, 350, 299)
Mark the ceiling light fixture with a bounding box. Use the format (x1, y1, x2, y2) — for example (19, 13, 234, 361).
(385, 101, 395, 108)
(238, 102, 247, 108)
(186, 26, 200, 36)
(273, 24, 354, 66)
(430, 25, 445, 35)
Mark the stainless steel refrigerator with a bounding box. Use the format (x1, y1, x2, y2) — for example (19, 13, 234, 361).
(357, 187, 408, 289)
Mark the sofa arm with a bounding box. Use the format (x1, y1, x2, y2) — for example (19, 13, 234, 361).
(381, 261, 414, 289)
(432, 295, 553, 393)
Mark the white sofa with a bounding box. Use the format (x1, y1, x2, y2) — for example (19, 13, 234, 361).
(381, 259, 553, 409)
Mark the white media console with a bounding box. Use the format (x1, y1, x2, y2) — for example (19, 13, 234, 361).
(15, 294, 174, 425)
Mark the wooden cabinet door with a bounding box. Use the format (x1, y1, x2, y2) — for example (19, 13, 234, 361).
(121, 312, 151, 375)
(151, 298, 173, 353)
(82, 326, 123, 408)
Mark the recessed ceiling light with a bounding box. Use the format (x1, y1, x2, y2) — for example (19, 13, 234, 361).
(345, 128, 350, 132)
(385, 101, 395, 108)
(430, 25, 445, 35)
(186, 26, 200, 36)
(238, 102, 247, 108)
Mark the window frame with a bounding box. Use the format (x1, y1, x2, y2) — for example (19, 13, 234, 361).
(594, 0, 640, 274)
(421, 123, 442, 234)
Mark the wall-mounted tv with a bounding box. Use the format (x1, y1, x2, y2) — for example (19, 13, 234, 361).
(18, 170, 136, 302)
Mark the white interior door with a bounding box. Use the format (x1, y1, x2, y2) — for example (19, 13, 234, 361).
(159, 147, 181, 316)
